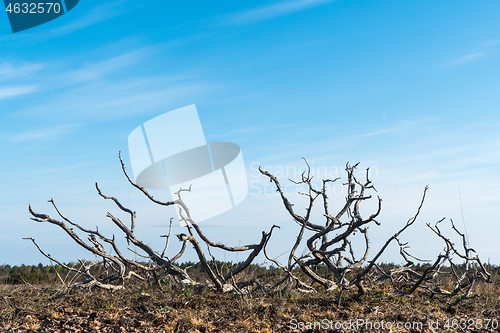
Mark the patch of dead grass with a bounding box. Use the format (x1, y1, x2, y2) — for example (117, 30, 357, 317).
(0, 279, 498, 332)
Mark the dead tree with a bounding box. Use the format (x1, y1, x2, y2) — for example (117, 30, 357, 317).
(26, 188, 194, 290)
(26, 153, 491, 300)
(26, 153, 276, 292)
(259, 161, 382, 294)
(372, 218, 492, 305)
(260, 160, 491, 301)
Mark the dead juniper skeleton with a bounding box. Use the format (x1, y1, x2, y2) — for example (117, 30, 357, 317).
(26, 155, 491, 303)
(26, 153, 276, 292)
(259, 160, 491, 303)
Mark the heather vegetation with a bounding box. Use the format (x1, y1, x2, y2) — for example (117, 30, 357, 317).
(0, 263, 499, 332)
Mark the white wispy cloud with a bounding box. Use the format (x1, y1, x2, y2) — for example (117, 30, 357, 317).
(0, 62, 46, 80)
(446, 51, 486, 67)
(8, 45, 210, 120)
(64, 49, 147, 82)
(0, 85, 38, 99)
(208, 123, 298, 139)
(351, 119, 431, 139)
(56, 0, 136, 34)
(27, 162, 95, 175)
(4, 124, 77, 142)
(224, 0, 337, 24)
(481, 40, 500, 47)
(14, 75, 210, 120)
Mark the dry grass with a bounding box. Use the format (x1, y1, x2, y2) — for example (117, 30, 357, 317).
(1, 277, 499, 333)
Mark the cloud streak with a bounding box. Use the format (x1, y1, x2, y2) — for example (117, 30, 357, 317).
(64, 49, 147, 82)
(224, 0, 337, 24)
(446, 51, 486, 67)
(56, 0, 136, 34)
(3, 124, 77, 142)
(5, 46, 210, 121)
(0, 85, 38, 100)
(27, 162, 95, 175)
(14, 75, 210, 120)
(0, 62, 46, 80)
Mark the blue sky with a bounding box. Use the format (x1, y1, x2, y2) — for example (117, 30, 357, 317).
(1, 0, 500, 266)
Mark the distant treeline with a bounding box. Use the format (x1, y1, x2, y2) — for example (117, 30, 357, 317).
(1, 262, 498, 285)
(0, 263, 66, 285)
(0, 261, 282, 285)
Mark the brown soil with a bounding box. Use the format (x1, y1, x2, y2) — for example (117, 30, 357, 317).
(1, 281, 499, 333)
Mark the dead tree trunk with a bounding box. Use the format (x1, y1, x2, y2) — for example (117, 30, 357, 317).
(260, 160, 491, 302)
(26, 152, 277, 292)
